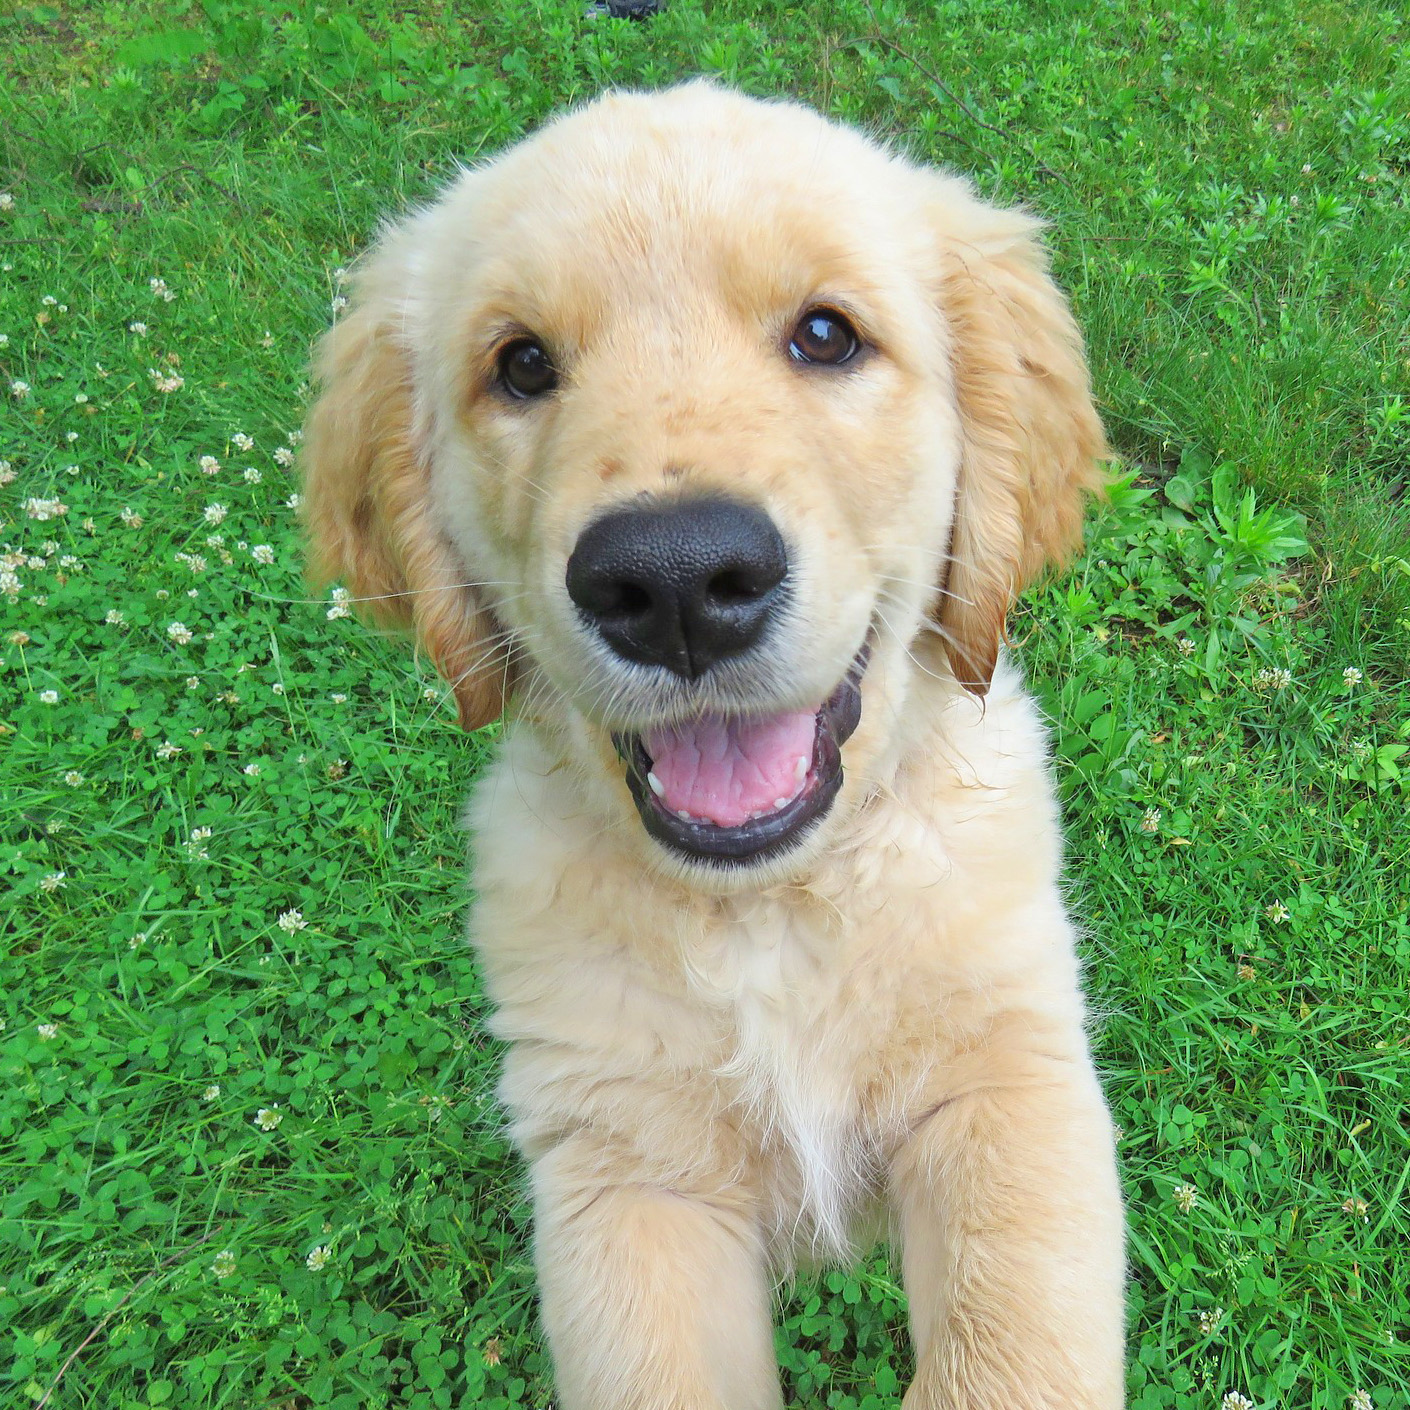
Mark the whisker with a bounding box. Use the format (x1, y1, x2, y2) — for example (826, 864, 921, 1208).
(244, 580, 523, 609)
(874, 570, 980, 612)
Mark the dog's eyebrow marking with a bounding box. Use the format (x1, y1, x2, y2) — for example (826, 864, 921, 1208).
(598, 458, 625, 483)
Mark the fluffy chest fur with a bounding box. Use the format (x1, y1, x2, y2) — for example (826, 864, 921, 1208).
(467, 661, 1084, 1266)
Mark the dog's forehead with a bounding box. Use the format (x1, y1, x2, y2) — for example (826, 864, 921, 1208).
(456, 88, 927, 326)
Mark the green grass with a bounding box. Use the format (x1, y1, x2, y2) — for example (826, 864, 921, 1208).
(2, 2, 1408, 1407)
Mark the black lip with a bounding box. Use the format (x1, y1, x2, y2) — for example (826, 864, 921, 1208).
(613, 644, 869, 867)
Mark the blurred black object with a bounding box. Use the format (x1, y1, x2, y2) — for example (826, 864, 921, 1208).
(585, 0, 663, 17)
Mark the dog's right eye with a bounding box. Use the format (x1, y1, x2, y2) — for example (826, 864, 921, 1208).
(788, 308, 861, 367)
(498, 338, 559, 400)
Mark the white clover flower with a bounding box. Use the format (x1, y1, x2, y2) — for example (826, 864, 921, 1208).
(287, 429, 303, 446)
(39, 872, 67, 893)
(155, 740, 183, 760)
(37, 1022, 59, 1039)
(1342, 667, 1363, 689)
(423, 687, 439, 701)
(211, 1249, 236, 1278)
(199, 455, 221, 475)
(232, 432, 254, 452)
(0, 460, 13, 484)
(278, 908, 307, 934)
(327, 586, 353, 620)
(1140, 807, 1161, 834)
(64, 771, 84, 787)
(331, 295, 349, 314)
(104, 609, 127, 626)
(203, 1084, 221, 1101)
(271, 682, 285, 695)
(73, 392, 87, 404)
(251, 544, 275, 565)
(66, 430, 79, 443)
(285, 492, 302, 510)
(204, 503, 228, 525)
(149, 369, 184, 393)
(1197, 1306, 1225, 1336)
(260, 330, 274, 349)
(1265, 900, 1290, 923)
(330, 693, 348, 704)
(11, 380, 31, 397)
(1, 569, 20, 596)
(7, 630, 30, 646)
(274, 446, 295, 468)
(306, 1245, 332, 1271)
(39, 689, 59, 704)
(244, 763, 261, 777)
(128, 321, 148, 335)
(149, 276, 175, 301)
(243, 467, 262, 484)
(1254, 666, 1291, 691)
(255, 1106, 283, 1130)
(167, 622, 194, 646)
(1342, 1196, 1369, 1223)
(0, 192, 13, 211)
(26, 498, 69, 521)
(129, 931, 148, 949)
(1221, 1394, 1254, 1410)
(119, 506, 143, 528)
(1176, 637, 1195, 656)
(1172, 1183, 1198, 1213)
(1349, 1391, 1374, 1410)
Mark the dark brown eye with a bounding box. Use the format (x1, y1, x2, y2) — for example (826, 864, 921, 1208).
(498, 338, 558, 399)
(788, 309, 860, 366)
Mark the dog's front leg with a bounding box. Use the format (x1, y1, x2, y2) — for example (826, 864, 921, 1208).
(530, 1134, 782, 1410)
(891, 1048, 1126, 1410)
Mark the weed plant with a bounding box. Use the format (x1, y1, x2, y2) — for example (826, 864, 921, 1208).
(1, 2, 1407, 1408)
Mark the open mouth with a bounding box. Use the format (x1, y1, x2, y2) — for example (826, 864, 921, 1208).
(613, 645, 869, 866)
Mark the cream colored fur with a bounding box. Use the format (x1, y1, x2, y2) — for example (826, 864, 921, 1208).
(304, 81, 1125, 1410)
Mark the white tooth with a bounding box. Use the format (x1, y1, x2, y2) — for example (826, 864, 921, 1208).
(677, 809, 693, 822)
(774, 797, 789, 810)
(647, 771, 664, 797)
(794, 755, 809, 782)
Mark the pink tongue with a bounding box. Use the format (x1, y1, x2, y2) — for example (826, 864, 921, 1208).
(644, 710, 817, 827)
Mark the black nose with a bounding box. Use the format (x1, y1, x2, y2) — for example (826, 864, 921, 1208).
(565, 497, 789, 678)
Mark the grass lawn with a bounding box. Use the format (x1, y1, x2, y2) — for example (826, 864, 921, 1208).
(2, 1, 1408, 1407)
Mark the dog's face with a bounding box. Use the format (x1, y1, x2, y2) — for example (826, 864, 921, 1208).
(303, 83, 1103, 886)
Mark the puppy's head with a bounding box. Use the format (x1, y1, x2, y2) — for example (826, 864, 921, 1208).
(303, 83, 1104, 885)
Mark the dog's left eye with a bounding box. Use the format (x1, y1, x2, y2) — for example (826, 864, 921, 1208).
(498, 338, 560, 399)
(788, 309, 860, 366)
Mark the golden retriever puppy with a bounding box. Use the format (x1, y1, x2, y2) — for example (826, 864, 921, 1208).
(303, 81, 1124, 1410)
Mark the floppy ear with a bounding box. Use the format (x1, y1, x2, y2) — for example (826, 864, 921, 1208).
(934, 201, 1107, 694)
(302, 255, 510, 731)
